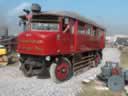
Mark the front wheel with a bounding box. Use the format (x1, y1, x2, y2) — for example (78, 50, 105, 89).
(50, 57, 72, 83)
(21, 63, 33, 77)
(20, 58, 33, 77)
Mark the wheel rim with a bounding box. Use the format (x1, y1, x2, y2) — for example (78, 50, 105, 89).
(55, 61, 69, 81)
(23, 64, 32, 75)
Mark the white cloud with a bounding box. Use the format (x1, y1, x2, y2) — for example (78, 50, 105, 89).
(8, 2, 31, 16)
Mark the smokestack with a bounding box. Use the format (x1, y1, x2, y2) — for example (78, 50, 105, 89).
(31, 3, 41, 13)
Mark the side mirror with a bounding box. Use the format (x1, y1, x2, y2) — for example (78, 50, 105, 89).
(19, 20, 26, 26)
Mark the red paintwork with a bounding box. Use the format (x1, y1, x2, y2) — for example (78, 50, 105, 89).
(17, 31, 59, 56)
(17, 14, 105, 56)
(55, 62, 69, 80)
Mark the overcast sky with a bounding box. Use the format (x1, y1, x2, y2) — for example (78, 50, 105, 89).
(0, 0, 128, 36)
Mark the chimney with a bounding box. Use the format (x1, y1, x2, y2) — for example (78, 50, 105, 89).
(31, 3, 41, 13)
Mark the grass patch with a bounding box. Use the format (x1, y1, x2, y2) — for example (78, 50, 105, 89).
(120, 48, 128, 68)
(79, 48, 128, 96)
(80, 81, 114, 96)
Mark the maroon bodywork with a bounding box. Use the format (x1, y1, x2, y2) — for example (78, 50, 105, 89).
(17, 14, 105, 56)
(17, 11, 105, 82)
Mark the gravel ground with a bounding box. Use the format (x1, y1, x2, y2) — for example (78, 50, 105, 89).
(0, 48, 120, 96)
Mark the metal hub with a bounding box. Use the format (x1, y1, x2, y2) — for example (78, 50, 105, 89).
(55, 62, 69, 81)
(24, 64, 31, 71)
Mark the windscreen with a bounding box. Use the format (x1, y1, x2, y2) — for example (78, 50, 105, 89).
(31, 15, 59, 32)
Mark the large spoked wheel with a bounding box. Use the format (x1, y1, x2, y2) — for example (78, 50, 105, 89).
(50, 57, 72, 83)
(21, 64, 33, 77)
(21, 58, 33, 77)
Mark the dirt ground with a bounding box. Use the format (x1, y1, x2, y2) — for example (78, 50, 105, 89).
(0, 48, 120, 96)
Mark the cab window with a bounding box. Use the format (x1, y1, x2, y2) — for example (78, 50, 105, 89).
(78, 22, 85, 34)
(62, 18, 75, 34)
(31, 15, 59, 32)
(85, 25, 92, 35)
(97, 29, 102, 38)
(92, 27, 97, 36)
(31, 23, 59, 31)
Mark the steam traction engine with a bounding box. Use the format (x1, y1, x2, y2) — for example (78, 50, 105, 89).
(17, 4, 105, 83)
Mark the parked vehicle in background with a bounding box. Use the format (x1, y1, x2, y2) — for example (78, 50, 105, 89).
(0, 27, 17, 66)
(17, 4, 106, 83)
(114, 37, 128, 50)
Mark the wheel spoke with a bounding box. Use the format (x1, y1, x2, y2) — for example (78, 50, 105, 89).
(50, 57, 72, 82)
(55, 62, 69, 80)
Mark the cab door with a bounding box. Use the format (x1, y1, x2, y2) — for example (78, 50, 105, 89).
(59, 18, 75, 54)
(77, 22, 86, 52)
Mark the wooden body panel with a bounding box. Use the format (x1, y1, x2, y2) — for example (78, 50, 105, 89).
(17, 13, 105, 56)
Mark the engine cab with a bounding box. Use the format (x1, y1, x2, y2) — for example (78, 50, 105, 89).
(18, 13, 76, 56)
(17, 4, 105, 83)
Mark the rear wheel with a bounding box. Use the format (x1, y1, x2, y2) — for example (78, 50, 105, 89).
(95, 53, 101, 66)
(50, 57, 72, 83)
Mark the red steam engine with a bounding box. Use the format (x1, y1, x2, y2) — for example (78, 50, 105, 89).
(17, 4, 105, 83)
